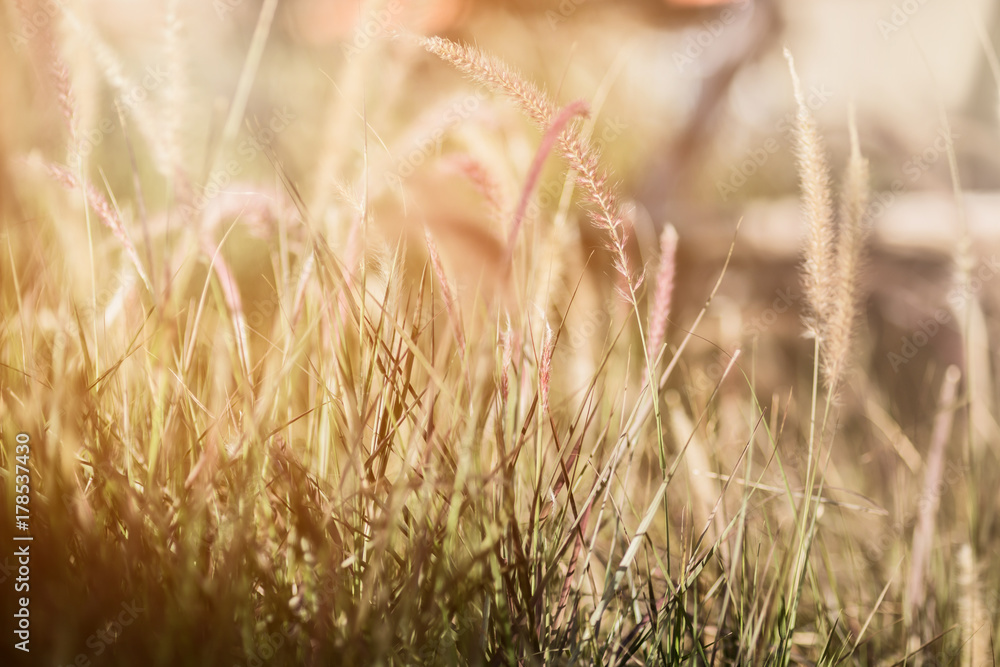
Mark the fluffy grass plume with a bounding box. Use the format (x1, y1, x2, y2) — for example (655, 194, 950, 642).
(647, 222, 678, 364)
(422, 36, 638, 300)
(1, 6, 998, 667)
(785, 52, 871, 393)
(823, 107, 871, 391)
(785, 48, 836, 338)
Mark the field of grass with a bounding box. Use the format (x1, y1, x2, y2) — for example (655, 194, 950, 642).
(2, 1, 1000, 665)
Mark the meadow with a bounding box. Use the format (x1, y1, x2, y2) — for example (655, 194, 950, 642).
(1, 1, 999, 665)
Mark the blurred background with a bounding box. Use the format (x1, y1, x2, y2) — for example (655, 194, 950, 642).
(4, 1, 1000, 662)
(5, 0, 1000, 417)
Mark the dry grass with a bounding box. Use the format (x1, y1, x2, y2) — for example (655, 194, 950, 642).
(1, 3, 999, 666)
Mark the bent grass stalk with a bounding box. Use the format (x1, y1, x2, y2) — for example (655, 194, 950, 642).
(506, 99, 589, 266)
(422, 36, 670, 478)
(11, 7, 992, 662)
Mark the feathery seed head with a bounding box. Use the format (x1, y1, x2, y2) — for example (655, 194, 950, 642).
(422, 37, 637, 303)
(822, 106, 871, 392)
(539, 323, 555, 416)
(425, 230, 466, 355)
(647, 223, 678, 363)
(785, 48, 837, 339)
(47, 163, 153, 292)
(500, 320, 514, 404)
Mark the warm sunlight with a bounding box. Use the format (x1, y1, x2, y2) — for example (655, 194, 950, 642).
(2, 0, 998, 664)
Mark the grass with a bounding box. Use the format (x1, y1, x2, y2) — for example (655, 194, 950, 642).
(1, 2, 997, 665)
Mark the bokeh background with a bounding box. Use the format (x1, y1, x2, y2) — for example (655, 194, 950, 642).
(4, 0, 1000, 664)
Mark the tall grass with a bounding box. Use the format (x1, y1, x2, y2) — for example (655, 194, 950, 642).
(0, 4, 997, 666)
